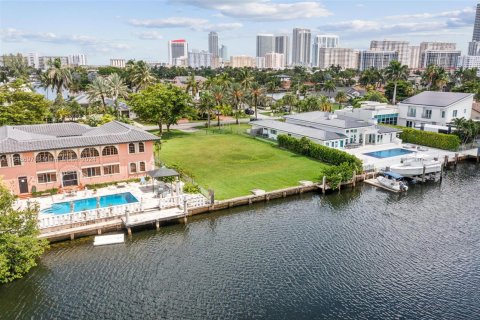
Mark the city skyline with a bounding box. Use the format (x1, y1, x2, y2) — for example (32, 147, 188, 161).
(0, 0, 477, 64)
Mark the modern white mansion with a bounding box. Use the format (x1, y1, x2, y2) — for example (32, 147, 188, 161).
(251, 111, 401, 150)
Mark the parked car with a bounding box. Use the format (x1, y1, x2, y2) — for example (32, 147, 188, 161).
(244, 108, 255, 115)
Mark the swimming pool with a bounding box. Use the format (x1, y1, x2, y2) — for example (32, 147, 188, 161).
(41, 192, 139, 215)
(363, 148, 414, 159)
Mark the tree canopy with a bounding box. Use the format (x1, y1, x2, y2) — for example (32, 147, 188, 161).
(0, 89, 51, 125)
(0, 182, 48, 283)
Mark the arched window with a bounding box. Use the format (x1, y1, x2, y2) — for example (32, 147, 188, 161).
(128, 143, 135, 154)
(81, 148, 99, 158)
(139, 162, 146, 172)
(130, 163, 137, 173)
(13, 154, 21, 166)
(36, 152, 54, 163)
(102, 146, 118, 156)
(138, 142, 145, 153)
(58, 150, 77, 161)
(0, 155, 7, 167)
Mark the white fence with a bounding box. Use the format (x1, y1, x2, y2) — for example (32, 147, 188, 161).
(38, 203, 141, 229)
(159, 194, 210, 209)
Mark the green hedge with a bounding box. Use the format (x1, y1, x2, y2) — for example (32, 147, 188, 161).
(277, 135, 363, 172)
(399, 128, 460, 151)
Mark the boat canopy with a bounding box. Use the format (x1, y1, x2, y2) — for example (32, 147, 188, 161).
(383, 171, 404, 180)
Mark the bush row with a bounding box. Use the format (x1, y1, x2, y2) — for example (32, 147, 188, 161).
(277, 135, 363, 172)
(399, 128, 460, 151)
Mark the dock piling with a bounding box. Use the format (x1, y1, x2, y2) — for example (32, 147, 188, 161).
(455, 153, 459, 166)
(352, 171, 356, 188)
(322, 176, 326, 194)
(422, 165, 426, 183)
(444, 155, 449, 168)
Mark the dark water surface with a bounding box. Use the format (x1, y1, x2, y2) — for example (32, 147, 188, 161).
(1, 164, 480, 320)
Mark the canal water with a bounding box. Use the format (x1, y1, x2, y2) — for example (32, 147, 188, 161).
(1, 163, 479, 319)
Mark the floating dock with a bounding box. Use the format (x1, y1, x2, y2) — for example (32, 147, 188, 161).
(93, 234, 125, 246)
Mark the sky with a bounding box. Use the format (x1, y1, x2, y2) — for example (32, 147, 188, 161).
(0, 0, 478, 65)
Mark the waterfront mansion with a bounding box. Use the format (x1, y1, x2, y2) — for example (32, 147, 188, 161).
(0, 121, 160, 195)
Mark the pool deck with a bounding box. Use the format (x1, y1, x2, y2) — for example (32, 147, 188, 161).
(345, 142, 476, 170)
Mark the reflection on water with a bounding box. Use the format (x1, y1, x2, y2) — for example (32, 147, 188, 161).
(0, 163, 479, 320)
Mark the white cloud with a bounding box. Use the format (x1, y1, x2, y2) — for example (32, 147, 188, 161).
(0, 28, 130, 52)
(136, 30, 164, 40)
(128, 17, 243, 32)
(385, 6, 475, 21)
(174, 0, 331, 21)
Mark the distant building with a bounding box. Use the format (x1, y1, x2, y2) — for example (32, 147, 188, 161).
(409, 46, 420, 69)
(38, 56, 69, 70)
(26, 52, 39, 68)
(397, 91, 473, 127)
(110, 59, 126, 68)
(208, 31, 219, 57)
(275, 35, 290, 66)
(420, 50, 461, 69)
(472, 3, 480, 42)
(256, 34, 274, 58)
(468, 41, 480, 56)
(230, 55, 255, 68)
(69, 54, 87, 66)
(264, 52, 285, 70)
(358, 50, 398, 71)
(370, 40, 410, 67)
(315, 47, 359, 70)
(292, 28, 311, 66)
(219, 45, 228, 61)
(188, 50, 211, 69)
(457, 56, 480, 75)
(168, 39, 188, 66)
(256, 57, 266, 69)
(313, 35, 340, 68)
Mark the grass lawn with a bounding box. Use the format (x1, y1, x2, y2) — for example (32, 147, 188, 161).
(157, 125, 330, 200)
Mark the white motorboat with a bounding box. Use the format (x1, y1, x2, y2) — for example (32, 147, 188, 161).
(389, 154, 442, 178)
(376, 172, 408, 192)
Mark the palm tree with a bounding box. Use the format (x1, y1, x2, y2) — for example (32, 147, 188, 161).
(211, 85, 225, 126)
(229, 83, 244, 125)
(44, 58, 72, 99)
(282, 93, 298, 114)
(335, 91, 348, 106)
(249, 82, 264, 120)
(106, 73, 129, 116)
(384, 60, 409, 104)
(198, 90, 215, 127)
(435, 67, 449, 91)
(422, 64, 439, 90)
(322, 80, 336, 97)
(185, 73, 199, 98)
(87, 77, 109, 111)
(217, 72, 233, 90)
(238, 69, 254, 90)
(319, 95, 332, 112)
(129, 61, 156, 92)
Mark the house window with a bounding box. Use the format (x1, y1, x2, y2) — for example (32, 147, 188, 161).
(270, 129, 277, 135)
(138, 142, 145, 153)
(36, 152, 54, 163)
(464, 109, 467, 114)
(81, 148, 99, 158)
(407, 106, 416, 117)
(82, 167, 101, 177)
(102, 146, 118, 156)
(58, 150, 77, 161)
(340, 140, 344, 148)
(406, 121, 413, 128)
(325, 142, 330, 147)
(452, 110, 458, 117)
(130, 163, 137, 173)
(103, 164, 120, 175)
(139, 162, 146, 172)
(37, 172, 57, 184)
(0, 155, 7, 167)
(129, 143, 135, 154)
(441, 111, 445, 118)
(422, 109, 432, 119)
(13, 154, 21, 166)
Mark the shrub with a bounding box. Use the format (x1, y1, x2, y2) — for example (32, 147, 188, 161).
(319, 162, 357, 190)
(277, 135, 363, 172)
(183, 182, 201, 194)
(399, 128, 460, 151)
(31, 188, 58, 197)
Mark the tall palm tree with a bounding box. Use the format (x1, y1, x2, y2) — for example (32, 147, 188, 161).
(322, 80, 336, 97)
(129, 61, 156, 92)
(198, 90, 215, 127)
(384, 60, 409, 104)
(422, 64, 439, 90)
(238, 68, 254, 90)
(185, 73, 199, 98)
(435, 67, 449, 91)
(283, 92, 298, 114)
(249, 82, 264, 120)
(335, 91, 348, 106)
(87, 77, 109, 111)
(319, 95, 332, 112)
(106, 73, 129, 116)
(229, 82, 244, 125)
(44, 58, 72, 99)
(211, 85, 225, 126)
(217, 72, 233, 90)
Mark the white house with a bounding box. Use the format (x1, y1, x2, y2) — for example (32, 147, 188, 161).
(397, 91, 474, 128)
(335, 101, 399, 125)
(251, 111, 401, 150)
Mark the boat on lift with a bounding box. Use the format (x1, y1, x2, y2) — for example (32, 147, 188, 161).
(389, 154, 442, 178)
(376, 172, 409, 192)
